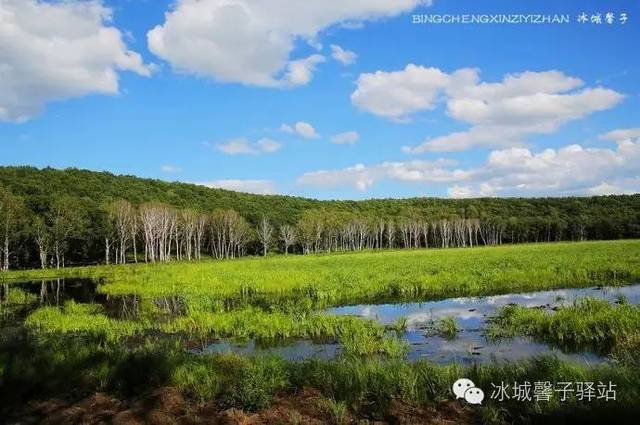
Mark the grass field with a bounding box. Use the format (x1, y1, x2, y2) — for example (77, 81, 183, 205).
(11, 240, 640, 342)
(5, 240, 640, 302)
(2, 240, 640, 423)
(487, 297, 640, 347)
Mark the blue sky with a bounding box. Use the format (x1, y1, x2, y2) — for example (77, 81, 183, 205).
(1, 0, 639, 199)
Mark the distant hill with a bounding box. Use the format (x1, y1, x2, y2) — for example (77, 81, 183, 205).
(2, 165, 639, 226)
(1, 166, 639, 268)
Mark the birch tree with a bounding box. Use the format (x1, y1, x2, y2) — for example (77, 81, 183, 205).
(180, 209, 198, 261)
(110, 200, 136, 264)
(195, 214, 207, 260)
(256, 215, 273, 256)
(210, 209, 249, 259)
(32, 215, 50, 269)
(0, 186, 23, 271)
(47, 197, 86, 269)
(279, 224, 296, 254)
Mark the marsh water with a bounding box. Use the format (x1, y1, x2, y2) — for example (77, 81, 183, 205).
(198, 284, 640, 364)
(0, 278, 184, 320)
(2, 279, 639, 364)
(326, 285, 640, 364)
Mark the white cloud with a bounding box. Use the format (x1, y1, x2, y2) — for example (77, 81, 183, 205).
(599, 128, 640, 142)
(447, 185, 474, 199)
(161, 165, 183, 173)
(298, 139, 640, 196)
(216, 137, 282, 155)
(298, 163, 375, 191)
(147, 0, 429, 87)
(281, 121, 319, 139)
(352, 66, 623, 151)
(330, 131, 359, 144)
(410, 83, 623, 153)
(255, 138, 282, 152)
(195, 179, 277, 195)
(351, 64, 455, 121)
(297, 159, 464, 192)
(281, 54, 325, 86)
(330, 44, 357, 65)
(0, 0, 152, 122)
(280, 124, 294, 133)
(587, 182, 621, 196)
(465, 141, 640, 196)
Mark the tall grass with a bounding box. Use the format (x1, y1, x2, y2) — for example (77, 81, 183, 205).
(4, 241, 639, 306)
(24, 301, 407, 356)
(25, 300, 146, 341)
(2, 331, 640, 422)
(434, 316, 459, 340)
(3, 240, 640, 422)
(487, 297, 640, 347)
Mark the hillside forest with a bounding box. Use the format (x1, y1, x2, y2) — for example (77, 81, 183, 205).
(0, 166, 639, 270)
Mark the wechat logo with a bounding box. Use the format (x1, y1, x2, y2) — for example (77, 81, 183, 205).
(453, 378, 484, 405)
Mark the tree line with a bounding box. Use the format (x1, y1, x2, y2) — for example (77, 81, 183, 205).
(1, 166, 639, 270)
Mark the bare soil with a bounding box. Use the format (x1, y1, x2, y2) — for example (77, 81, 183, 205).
(7, 387, 479, 425)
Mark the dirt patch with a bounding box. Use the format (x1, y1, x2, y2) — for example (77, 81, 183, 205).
(387, 399, 478, 425)
(7, 387, 478, 425)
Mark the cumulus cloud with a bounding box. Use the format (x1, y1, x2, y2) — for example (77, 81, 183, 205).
(599, 128, 640, 142)
(280, 121, 319, 139)
(216, 137, 282, 155)
(351, 65, 457, 121)
(352, 66, 623, 151)
(330, 131, 359, 144)
(587, 182, 622, 196)
(147, 0, 429, 87)
(330, 44, 357, 65)
(0, 0, 152, 122)
(447, 185, 474, 199)
(297, 159, 464, 192)
(194, 179, 276, 195)
(298, 139, 640, 196)
(281, 54, 325, 86)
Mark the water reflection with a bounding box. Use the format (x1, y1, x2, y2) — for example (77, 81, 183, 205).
(328, 285, 640, 329)
(4, 279, 639, 365)
(0, 279, 185, 320)
(192, 338, 340, 361)
(325, 284, 640, 364)
(1, 278, 105, 306)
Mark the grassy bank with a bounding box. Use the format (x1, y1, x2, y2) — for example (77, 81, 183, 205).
(1, 333, 639, 424)
(6, 240, 637, 347)
(5, 240, 640, 354)
(4, 241, 640, 305)
(24, 301, 407, 356)
(3, 240, 640, 423)
(487, 297, 640, 348)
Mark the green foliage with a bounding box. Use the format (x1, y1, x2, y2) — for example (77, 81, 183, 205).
(1, 166, 639, 268)
(435, 316, 459, 340)
(2, 330, 640, 423)
(171, 360, 220, 404)
(316, 398, 348, 424)
(386, 317, 408, 334)
(218, 355, 288, 411)
(25, 300, 145, 341)
(487, 297, 640, 347)
(15, 242, 640, 355)
(611, 332, 640, 368)
(8, 240, 639, 304)
(1, 287, 38, 305)
(2, 239, 640, 422)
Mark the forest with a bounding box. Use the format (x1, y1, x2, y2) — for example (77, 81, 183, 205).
(0, 166, 639, 270)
